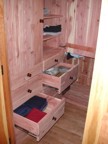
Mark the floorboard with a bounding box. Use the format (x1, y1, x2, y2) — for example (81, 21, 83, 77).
(61, 82, 91, 110)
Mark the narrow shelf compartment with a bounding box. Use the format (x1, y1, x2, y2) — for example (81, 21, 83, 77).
(44, 14, 62, 19)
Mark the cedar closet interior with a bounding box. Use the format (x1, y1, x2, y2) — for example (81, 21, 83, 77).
(4, 0, 101, 142)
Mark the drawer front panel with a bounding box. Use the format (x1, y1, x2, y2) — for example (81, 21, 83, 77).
(13, 113, 39, 135)
(27, 75, 42, 96)
(41, 73, 60, 89)
(43, 54, 64, 71)
(59, 64, 78, 93)
(11, 62, 43, 90)
(12, 75, 42, 109)
(37, 104, 65, 141)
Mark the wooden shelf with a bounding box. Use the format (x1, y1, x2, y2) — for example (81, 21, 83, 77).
(43, 33, 61, 41)
(44, 14, 62, 19)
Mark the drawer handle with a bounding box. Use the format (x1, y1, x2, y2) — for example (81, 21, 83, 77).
(70, 76, 73, 80)
(52, 117, 57, 121)
(27, 73, 32, 77)
(55, 59, 58, 62)
(27, 89, 32, 93)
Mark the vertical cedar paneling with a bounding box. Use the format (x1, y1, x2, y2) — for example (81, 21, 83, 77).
(83, 0, 108, 143)
(86, 0, 101, 47)
(75, 0, 90, 45)
(65, 0, 101, 85)
(4, 0, 43, 81)
(67, 0, 101, 54)
(77, 57, 94, 86)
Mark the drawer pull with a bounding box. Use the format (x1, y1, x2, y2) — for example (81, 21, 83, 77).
(55, 59, 58, 62)
(27, 73, 32, 77)
(52, 117, 57, 121)
(27, 89, 32, 93)
(70, 76, 73, 80)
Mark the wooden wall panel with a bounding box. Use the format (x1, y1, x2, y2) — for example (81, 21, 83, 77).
(66, 0, 101, 57)
(77, 57, 94, 86)
(82, 0, 108, 143)
(4, 0, 43, 82)
(98, 113, 108, 144)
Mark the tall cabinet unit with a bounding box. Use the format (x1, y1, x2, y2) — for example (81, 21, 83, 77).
(4, 0, 66, 141)
(4, 0, 43, 92)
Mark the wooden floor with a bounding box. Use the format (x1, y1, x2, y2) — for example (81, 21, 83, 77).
(62, 82, 90, 110)
(15, 83, 90, 144)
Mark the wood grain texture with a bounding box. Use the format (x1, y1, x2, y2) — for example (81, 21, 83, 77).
(11, 75, 43, 109)
(0, 0, 15, 143)
(60, 82, 90, 110)
(66, 0, 101, 57)
(83, 0, 108, 143)
(77, 57, 94, 86)
(67, 43, 96, 58)
(0, 60, 8, 144)
(4, 0, 43, 85)
(65, 56, 94, 86)
(43, 0, 101, 57)
(43, 46, 64, 70)
(98, 113, 108, 144)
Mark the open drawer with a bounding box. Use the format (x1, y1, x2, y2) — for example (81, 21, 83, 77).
(41, 63, 79, 94)
(13, 93, 65, 141)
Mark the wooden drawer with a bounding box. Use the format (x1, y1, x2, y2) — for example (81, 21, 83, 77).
(42, 63, 78, 94)
(11, 62, 43, 90)
(43, 52, 64, 71)
(11, 75, 42, 109)
(13, 93, 65, 141)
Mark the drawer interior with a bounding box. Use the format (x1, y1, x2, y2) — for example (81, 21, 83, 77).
(42, 63, 79, 93)
(13, 93, 65, 137)
(43, 63, 72, 77)
(14, 93, 64, 121)
(44, 65, 70, 77)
